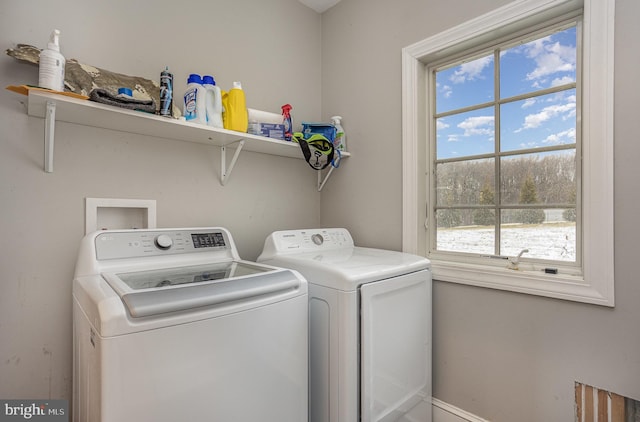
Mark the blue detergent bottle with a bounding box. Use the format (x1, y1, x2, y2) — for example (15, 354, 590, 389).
(183, 74, 207, 124)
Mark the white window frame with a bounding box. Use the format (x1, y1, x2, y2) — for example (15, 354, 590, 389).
(401, 0, 615, 306)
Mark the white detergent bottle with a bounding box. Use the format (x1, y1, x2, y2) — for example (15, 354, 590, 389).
(183, 74, 207, 124)
(202, 75, 224, 128)
(331, 116, 347, 151)
(38, 29, 65, 91)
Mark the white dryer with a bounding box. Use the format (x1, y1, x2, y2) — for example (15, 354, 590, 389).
(258, 228, 432, 422)
(73, 227, 308, 422)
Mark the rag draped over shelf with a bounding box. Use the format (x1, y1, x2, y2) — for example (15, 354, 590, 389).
(5, 43, 161, 114)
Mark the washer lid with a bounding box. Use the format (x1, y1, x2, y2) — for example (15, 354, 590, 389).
(260, 246, 430, 291)
(102, 261, 302, 317)
(109, 261, 265, 291)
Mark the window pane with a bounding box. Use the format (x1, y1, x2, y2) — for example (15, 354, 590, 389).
(436, 209, 495, 255)
(500, 151, 576, 205)
(436, 107, 495, 159)
(429, 20, 584, 268)
(500, 26, 576, 99)
(500, 209, 576, 262)
(500, 89, 576, 153)
(436, 158, 494, 206)
(436, 54, 494, 114)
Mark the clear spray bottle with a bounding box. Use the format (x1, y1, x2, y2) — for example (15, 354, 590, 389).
(331, 116, 346, 151)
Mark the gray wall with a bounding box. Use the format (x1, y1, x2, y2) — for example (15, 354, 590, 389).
(3, 0, 639, 420)
(320, 0, 640, 421)
(0, 0, 323, 400)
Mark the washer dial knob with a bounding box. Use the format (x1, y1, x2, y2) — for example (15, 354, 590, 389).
(311, 234, 324, 245)
(155, 234, 173, 250)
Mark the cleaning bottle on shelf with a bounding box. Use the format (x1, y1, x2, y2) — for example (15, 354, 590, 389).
(159, 66, 173, 117)
(38, 29, 66, 92)
(202, 75, 223, 128)
(223, 81, 248, 132)
(331, 116, 347, 151)
(282, 104, 293, 141)
(183, 74, 207, 125)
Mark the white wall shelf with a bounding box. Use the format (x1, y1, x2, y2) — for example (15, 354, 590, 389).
(23, 90, 348, 190)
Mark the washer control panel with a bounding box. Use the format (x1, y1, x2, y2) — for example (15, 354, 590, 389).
(95, 229, 231, 260)
(264, 228, 354, 254)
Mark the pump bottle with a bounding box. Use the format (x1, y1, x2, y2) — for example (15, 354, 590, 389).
(38, 29, 65, 91)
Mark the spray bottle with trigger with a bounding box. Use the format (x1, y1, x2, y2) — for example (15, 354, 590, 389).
(331, 116, 346, 151)
(282, 104, 293, 141)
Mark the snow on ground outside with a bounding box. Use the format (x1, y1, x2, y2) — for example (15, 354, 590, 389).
(437, 223, 576, 261)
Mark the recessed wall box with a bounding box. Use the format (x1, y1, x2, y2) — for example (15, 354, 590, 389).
(85, 198, 156, 234)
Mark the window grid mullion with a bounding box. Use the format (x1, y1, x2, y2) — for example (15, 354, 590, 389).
(494, 48, 501, 257)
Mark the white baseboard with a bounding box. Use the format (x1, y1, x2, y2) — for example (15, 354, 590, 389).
(432, 398, 490, 422)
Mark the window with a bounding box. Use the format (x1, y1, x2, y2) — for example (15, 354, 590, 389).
(433, 22, 579, 264)
(401, 0, 614, 306)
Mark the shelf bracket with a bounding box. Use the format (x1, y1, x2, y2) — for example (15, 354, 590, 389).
(44, 100, 56, 173)
(317, 165, 336, 192)
(220, 140, 245, 185)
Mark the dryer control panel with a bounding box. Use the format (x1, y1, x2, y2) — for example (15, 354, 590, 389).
(261, 228, 354, 256)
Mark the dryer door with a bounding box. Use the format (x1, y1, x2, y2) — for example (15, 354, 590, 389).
(360, 269, 432, 422)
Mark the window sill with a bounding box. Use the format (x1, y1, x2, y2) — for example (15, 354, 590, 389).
(431, 259, 612, 306)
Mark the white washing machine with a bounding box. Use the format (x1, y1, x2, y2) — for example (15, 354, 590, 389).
(73, 227, 308, 422)
(258, 228, 432, 422)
